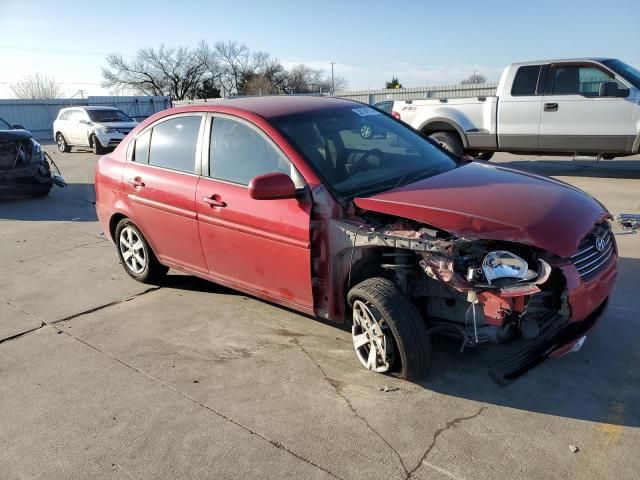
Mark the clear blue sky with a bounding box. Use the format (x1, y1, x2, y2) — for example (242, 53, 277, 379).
(1, 0, 639, 97)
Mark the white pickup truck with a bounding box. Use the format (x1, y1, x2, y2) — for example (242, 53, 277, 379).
(392, 58, 640, 160)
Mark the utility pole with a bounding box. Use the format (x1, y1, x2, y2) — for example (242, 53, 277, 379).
(330, 62, 336, 95)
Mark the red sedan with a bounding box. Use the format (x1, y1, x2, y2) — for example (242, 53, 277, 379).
(95, 96, 617, 383)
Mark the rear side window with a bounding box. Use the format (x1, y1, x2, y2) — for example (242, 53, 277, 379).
(511, 66, 541, 96)
(134, 130, 151, 164)
(209, 117, 302, 186)
(58, 111, 69, 120)
(148, 116, 201, 173)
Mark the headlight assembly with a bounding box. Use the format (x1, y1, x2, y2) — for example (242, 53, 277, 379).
(482, 250, 532, 284)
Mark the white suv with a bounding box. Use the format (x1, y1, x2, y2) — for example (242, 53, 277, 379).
(53, 106, 138, 155)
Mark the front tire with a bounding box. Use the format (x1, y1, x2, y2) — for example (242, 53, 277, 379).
(91, 135, 107, 155)
(428, 131, 464, 157)
(347, 277, 431, 381)
(56, 133, 71, 153)
(115, 219, 168, 284)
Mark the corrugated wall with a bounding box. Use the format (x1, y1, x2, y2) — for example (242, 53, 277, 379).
(0, 96, 171, 142)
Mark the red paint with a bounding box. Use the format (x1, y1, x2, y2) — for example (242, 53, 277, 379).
(248, 172, 296, 200)
(95, 97, 616, 338)
(354, 162, 608, 258)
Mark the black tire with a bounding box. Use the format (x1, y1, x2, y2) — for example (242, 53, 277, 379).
(471, 151, 494, 161)
(429, 131, 464, 157)
(347, 277, 431, 381)
(91, 135, 107, 155)
(56, 133, 71, 153)
(115, 218, 168, 284)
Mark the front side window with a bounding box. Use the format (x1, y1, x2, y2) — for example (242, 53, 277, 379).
(87, 109, 133, 123)
(209, 117, 303, 187)
(273, 106, 458, 200)
(552, 65, 616, 95)
(148, 116, 201, 173)
(511, 65, 541, 96)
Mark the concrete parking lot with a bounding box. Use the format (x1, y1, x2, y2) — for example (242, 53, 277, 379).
(1, 146, 639, 480)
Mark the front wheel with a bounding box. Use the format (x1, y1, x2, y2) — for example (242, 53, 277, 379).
(115, 219, 168, 284)
(91, 135, 107, 155)
(347, 278, 431, 380)
(56, 133, 70, 153)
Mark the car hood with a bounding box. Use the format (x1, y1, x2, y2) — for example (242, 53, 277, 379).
(94, 121, 138, 129)
(353, 162, 608, 258)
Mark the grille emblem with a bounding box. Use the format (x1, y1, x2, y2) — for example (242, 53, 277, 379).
(594, 235, 606, 252)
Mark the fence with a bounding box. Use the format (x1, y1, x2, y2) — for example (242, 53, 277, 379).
(0, 96, 171, 142)
(173, 82, 500, 108)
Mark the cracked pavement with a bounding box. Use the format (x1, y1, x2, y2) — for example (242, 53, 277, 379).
(1, 148, 639, 479)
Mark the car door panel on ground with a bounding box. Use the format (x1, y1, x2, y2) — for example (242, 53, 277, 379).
(123, 114, 208, 274)
(540, 63, 636, 151)
(196, 114, 313, 310)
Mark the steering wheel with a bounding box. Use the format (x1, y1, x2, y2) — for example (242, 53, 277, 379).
(351, 148, 383, 175)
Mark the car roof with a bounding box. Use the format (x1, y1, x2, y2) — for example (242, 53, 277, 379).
(59, 106, 121, 112)
(510, 57, 615, 67)
(172, 96, 363, 119)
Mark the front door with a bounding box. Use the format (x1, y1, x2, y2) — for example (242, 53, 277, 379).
(195, 114, 313, 311)
(539, 63, 635, 153)
(122, 113, 207, 274)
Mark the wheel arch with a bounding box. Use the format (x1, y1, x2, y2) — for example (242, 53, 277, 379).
(419, 117, 469, 148)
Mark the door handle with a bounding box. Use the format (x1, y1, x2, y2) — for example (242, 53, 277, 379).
(127, 176, 145, 187)
(544, 103, 558, 112)
(202, 195, 227, 208)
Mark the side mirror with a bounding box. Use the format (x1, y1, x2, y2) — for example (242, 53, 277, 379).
(248, 172, 296, 200)
(79, 119, 90, 125)
(599, 81, 629, 98)
(12, 124, 25, 130)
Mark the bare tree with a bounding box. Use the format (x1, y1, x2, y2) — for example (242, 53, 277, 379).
(10, 74, 63, 99)
(460, 72, 487, 85)
(102, 45, 211, 99)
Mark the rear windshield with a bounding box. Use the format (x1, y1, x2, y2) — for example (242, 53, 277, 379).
(272, 106, 458, 200)
(87, 109, 133, 123)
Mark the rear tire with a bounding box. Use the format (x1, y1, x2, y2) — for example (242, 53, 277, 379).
(470, 151, 494, 161)
(428, 131, 464, 157)
(115, 219, 168, 284)
(347, 277, 431, 381)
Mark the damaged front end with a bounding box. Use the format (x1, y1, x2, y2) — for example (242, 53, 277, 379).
(330, 213, 604, 384)
(0, 130, 65, 198)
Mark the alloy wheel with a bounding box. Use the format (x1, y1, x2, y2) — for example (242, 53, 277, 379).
(119, 226, 147, 274)
(352, 299, 394, 372)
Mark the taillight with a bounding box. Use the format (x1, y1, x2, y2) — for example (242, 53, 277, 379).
(391, 111, 401, 120)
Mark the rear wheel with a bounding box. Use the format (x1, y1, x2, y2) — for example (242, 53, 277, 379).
(468, 151, 494, 161)
(115, 219, 168, 284)
(428, 131, 464, 157)
(56, 133, 71, 153)
(347, 277, 431, 381)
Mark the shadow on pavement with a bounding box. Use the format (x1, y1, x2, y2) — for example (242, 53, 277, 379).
(421, 255, 640, 428)
(0, 183, 97, 221)
(497, 158, 640, 179)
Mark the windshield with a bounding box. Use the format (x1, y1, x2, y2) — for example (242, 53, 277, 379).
(272, 106, 458, 200)
(603, 59, 640, 89)
(0, 117, 12, 130)
(87, 109, 133, 123)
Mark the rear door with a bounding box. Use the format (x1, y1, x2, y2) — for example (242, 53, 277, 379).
(497, 64, 545, 150)
(195, 114, 313, 311)
(66, 110, 85, 144)
(122, 113, 207, 274)
(539, 62, 635, 152)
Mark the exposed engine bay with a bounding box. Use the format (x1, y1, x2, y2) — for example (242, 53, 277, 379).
(0, 130, 65, 198)
(331, 213, 572, 352)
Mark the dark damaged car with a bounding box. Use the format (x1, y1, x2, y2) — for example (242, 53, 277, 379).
(0, 117, 65, 198)
(95, 97, 617, 384)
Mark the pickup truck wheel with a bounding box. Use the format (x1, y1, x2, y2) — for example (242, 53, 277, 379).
(470, 152, 494, 161)
(115, 219, 168, 284)
(348, 277, 431, 380)
(429, 131, 464, 157)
